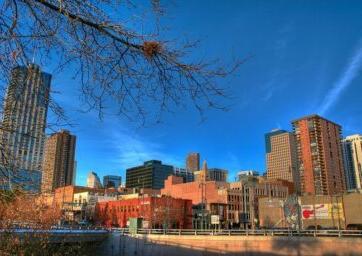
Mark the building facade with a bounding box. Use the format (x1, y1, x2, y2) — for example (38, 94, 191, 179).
(237, 170, 259, 179)
(342, 135, 362, 190)
(265, 129, 299, 187)
(54, 185, 116, 208)
(173, 167, 194, 183)
(95, 196, 193, 229)
(292, 115, 346, 195)
(186, 152, 200, 173)
(41, 130, 76, 193)
(53, 185, 117, 221)
(73, 191, 117, 222)
(208, 168, 228, 182)
(161, 174, 290, 229)
(126, 160, 173, 189)
(103, 175, 122, 189)
(87, 171, 103, 189)
(0, 64, 51, 191)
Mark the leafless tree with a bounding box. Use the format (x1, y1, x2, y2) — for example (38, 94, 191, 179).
(0, 0, 240, 123)
(0, 1, 241, 193)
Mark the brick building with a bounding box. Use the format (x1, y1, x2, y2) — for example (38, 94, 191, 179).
(161, 175, 228, 228)
(229, 178, 290, 229)
(95, 196, 193, 229)
(54, 185, 118, 221)
(161, 174, 291, 229)
(292, 115, 346, 195)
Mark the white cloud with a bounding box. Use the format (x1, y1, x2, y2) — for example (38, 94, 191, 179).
(318, 42, 362, 115)
(111, 128, 183, 170)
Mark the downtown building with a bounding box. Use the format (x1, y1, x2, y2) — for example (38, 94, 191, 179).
(103, 175, 122, 189)
(342, 134, 362, 191)
(95, 195, 193, 229)
(41, 130, 76, 193)
(0, 64, 51, 192)
(194, 167, 228, 182)
(265, 129, 299, 191)
(161, 162, 291, 229)
(173, 167, 194, 183)
(186, 152, 200, 173)
(126, 160, 173, 189)
(292, 115, 346, 195)
(208, 168, 228, 182)
(87, 171, 103, 189)
(53, 185, 118, 221)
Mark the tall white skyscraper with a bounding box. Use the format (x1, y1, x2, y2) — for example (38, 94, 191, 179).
(342, 134, 362, 190)
(0, 64, 51, 191)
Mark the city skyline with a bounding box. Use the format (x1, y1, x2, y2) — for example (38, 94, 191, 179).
(53, 1, 362, 186)
(2, 1, 362, 254)
(1, 1, 361, 187)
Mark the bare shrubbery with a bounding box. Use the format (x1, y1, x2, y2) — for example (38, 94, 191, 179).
(0, 192, 96, 255)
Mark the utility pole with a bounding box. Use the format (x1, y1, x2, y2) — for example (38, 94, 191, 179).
(243, 183, 247, 230)
(200, 179, 205, 230)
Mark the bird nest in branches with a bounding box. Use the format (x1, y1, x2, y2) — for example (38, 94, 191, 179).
(143, 41, 162, 58)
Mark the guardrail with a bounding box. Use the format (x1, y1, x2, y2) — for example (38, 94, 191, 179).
(112, 228, 362, 238)
(0, 228, 109, 234)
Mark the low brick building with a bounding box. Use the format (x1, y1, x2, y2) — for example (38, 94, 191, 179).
(95, 196, 193, 229)
(161, 175, 229, 228)
(161, 174, 291, 229)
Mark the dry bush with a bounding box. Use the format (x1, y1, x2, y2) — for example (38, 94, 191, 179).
(0, 193, 60, 229)
(0, 192, 97, 255)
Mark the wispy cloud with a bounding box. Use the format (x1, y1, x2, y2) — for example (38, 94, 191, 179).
(261, 23, 293, 102)
(111, 128, 183, 170)
(318, 41, 362, 115)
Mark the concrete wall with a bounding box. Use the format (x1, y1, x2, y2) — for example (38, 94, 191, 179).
(101, 233, 362, 256)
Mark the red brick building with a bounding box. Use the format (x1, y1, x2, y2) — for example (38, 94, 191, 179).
(95, 196, 193, 229)
(162, 175, 291, 229)
(161, 175, 228, 205)
(161, 175, 229, 227)
(292, 115, 346, 195)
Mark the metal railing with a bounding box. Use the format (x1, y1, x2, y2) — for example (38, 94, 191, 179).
(112, 228, 362, 238)
(0, 228, 109, 234)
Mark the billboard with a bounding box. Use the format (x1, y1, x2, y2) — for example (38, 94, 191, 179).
(302, 203, 344, 220)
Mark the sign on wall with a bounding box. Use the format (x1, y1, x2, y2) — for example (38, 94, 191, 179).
(302, 203, 344, 220)
(302, 204, 328, 219)
(211, 215, 220, 225)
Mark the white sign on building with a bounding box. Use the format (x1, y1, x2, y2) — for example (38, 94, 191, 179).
(211, 215, 220, 225)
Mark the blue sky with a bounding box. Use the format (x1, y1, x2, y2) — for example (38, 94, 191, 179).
(47, 1, 362, 185)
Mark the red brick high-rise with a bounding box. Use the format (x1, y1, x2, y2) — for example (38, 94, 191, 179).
(292, 115, 345, 195)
